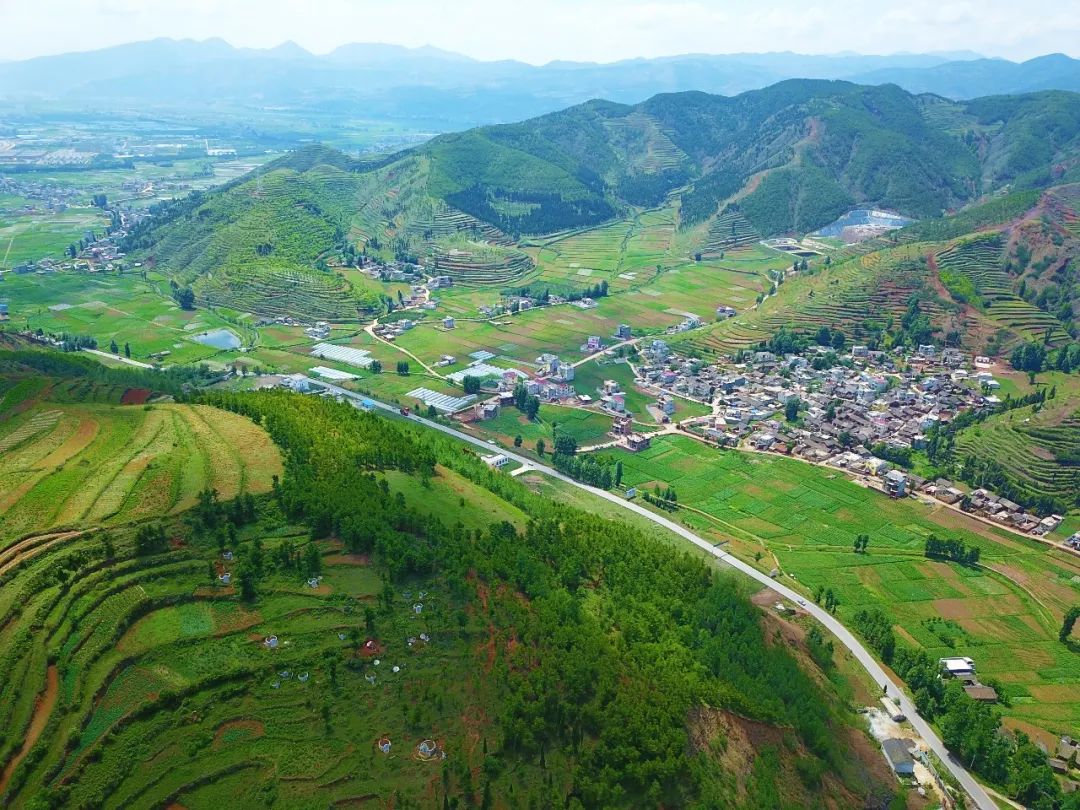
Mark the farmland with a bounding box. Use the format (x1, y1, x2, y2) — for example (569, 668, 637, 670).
(955, 373, 1080, 510)
(0, 389, 282, 542)
(1, 271, 249, 365)
(601, 435, 1080, 738)
(0, 207, 111, 267)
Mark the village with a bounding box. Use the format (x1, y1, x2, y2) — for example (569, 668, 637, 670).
(417, 318, 1074, 547)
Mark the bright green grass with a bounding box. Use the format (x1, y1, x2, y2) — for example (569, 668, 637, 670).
(599, 434, 1080, 737)
(3, 271, 247, 364)
(0, 208, 111, 266)
(473, 403, 616, 451)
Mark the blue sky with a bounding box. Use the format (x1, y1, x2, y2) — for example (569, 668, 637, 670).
(2, 0, 1078, 63)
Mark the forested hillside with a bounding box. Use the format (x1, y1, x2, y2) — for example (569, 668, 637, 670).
(123, 81, 1080, 302)
(0, 357, 898, 808)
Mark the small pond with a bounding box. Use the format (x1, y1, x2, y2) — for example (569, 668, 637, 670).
(191, 328, 241, 350)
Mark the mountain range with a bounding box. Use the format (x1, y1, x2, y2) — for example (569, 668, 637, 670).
(118, 78, 1080, 321)
(2, 38, 1080, 128)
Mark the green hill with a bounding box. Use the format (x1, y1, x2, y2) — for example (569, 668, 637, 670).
(122, 82, 1080, 310)
(0, 357, 900, 808)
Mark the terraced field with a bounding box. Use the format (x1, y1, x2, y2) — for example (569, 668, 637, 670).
(935, 234, 1069, 345)
(674, 243, 932, 356)
(195, 263, 370, 322)
(0, 400, 281, 542)
(956, 387, 1080, 509)
(1046, 184, 1080, 239)
(699, 209, 760, 254)
(0, 519, 511, 807)
(601, 435, 1080, 737)
(601, 111, 686, 174)
(429, 237, 532, 285)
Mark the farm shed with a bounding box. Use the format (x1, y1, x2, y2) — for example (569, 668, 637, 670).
(882, 738, 915, 776)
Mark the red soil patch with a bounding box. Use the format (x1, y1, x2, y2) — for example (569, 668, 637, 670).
(358, 638, 383, 658)
(214, 607, 260, 636)
(120, 388, 152, 405)
(0, 665, 59, 794)
(194, 585, 236, 598)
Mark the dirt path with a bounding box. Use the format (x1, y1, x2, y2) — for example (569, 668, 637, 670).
(0, 530, 86, 577)
(0, 415, 99, 514)
(363, 323, 442, 377)
(0, 664, 59, 794)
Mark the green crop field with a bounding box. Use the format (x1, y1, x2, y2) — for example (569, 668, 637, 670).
(2, 271, 250, 364)
(472, 402, 617, 451)
(395, 260, 771, 371)
(601, 435, 1080, 738)
(0, 208, 111, 267)
(0, 394, 281, 543)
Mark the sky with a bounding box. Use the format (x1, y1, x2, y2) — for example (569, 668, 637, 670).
(1, 0, 1078, 64)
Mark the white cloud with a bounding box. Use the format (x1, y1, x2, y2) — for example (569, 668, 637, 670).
(0, 0, 1076, 62)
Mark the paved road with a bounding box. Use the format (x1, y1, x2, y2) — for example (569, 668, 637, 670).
(305, 376, 996, 810)
(81, 348, 155, 369)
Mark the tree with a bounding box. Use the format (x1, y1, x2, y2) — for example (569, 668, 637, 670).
(174, 287, 196, 310)
(513, 434, 523, 448)
(463, 375, 481, 394)
(427, 404, 438, 419)
(396, 360, 410, 375)
(109, 339, 119, 355)
(134, 523, 168, 556)
(1061, 606, 1080, 643)
(523, 395, 540, 420)
(614, 461, 623, 488)
(124, 342, 131, 358)
(369, 359, 382, 374)
(535, 438, 546, 457)
(236, 562, 257, 602)
(784, 396, 801, 422)
(553, 430, 577, 457)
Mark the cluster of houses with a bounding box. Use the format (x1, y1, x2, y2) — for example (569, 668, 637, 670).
(0, 177, 83, 212)
(371, 318, 418, 342)
(666, 313, 703, 335)
(364, 259, 425, 283)
(938, 656, 999, 703)
(631, 341, 1070, 539)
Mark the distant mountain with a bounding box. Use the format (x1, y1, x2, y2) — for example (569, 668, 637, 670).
(849, 54, 1080, 98)
(1, 39, 1077, 128)
(119, 80, 1080, 320)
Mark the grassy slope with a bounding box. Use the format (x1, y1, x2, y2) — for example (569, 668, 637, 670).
(0, 388, 281, 544)
(0, 392, 897, 809)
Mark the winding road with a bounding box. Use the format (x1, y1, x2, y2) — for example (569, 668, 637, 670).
(304, 375, 996, 810)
